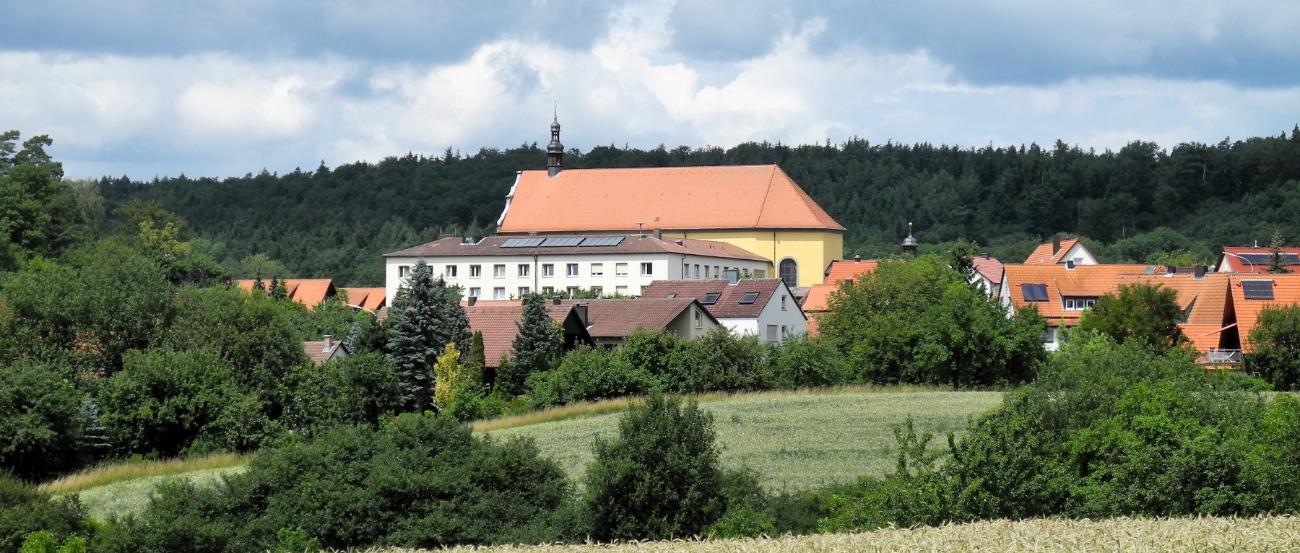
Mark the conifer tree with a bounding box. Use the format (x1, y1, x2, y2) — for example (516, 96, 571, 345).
(1268, 231, 1290, 274)
(270, 277, 289, 300)
(503, 293, 563, 395)
(386, 261, 470, 412)
(253, 275, 266, 294)
(433, 342, 464, 409)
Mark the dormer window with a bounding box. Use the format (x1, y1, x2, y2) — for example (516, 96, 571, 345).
(1063, 297, 1097, 311)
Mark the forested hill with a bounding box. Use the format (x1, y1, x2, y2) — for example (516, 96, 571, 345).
(100, 129, 1300, 286)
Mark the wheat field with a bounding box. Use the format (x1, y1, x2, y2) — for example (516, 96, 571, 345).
(370, 516, 1300, 552)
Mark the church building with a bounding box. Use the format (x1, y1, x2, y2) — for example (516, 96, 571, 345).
(494, 119, 845, 288)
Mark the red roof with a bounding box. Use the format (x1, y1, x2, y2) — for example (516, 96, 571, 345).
(561, 298, 716, 338)
(1228, 274, 1300, 352)
(1219, 247, 1300, 273)
(340, 287, 386, 311)
(639, 279, 800, 320)
(386, 234, 766, 262)
(497, 165, 844, 233)
(802, 259, 880, 313)
(972, 256, 1004, 284)
(303, 339, 346, 364)
(1024, 238, 1081, 265)
(463, 300, 575, 368)
(235, 278, 336, 310)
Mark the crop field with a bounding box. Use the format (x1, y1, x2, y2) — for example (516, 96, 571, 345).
(40, 453, 249, 521)
(374, 516, 1300, 553)
(485, 389, 1002, 491)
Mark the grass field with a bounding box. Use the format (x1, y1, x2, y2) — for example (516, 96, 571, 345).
(485, 389, 1002, 491)
(372, 516, 1300, 552)
(40, 453, 249, 521)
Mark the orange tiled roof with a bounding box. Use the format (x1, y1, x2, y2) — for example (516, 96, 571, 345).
(463, 300, 575, 368)
(1228, 274, 1300, 352)
(340, 287, 386, 311)
(1220, 247, 1300, 273)
(1178, 323, 1230, 353)
(803, 259, 880, 313)
(235, 278, 336, 310)
(1024, 238, 1080, 264)
(1003, 264, 1154, 326)
(497, 165, 844, 233)
(972, 256, 1004, 284)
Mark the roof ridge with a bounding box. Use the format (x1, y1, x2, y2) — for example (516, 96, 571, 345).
(755, 165, 777, 228)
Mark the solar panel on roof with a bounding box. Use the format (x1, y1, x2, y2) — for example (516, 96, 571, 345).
(1238, 253, 1300, 265)
(540, 237, 584, 247)
(739, 292, 760, 305)
(1242, 280, 1275, 300)
(1021, 283, 1048, 302)
(500, 237, 545, 248)
(701, 292, 721, 305)
(579, 236, 625, 247)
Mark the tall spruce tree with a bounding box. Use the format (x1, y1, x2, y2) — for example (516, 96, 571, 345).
(503, 293, 563, 395)
(386, 261, 470, 412)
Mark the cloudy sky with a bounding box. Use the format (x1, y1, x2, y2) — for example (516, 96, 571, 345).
(4, 0, 1300, 179)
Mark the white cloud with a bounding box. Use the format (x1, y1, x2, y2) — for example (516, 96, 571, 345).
(2, 0, 1299, 179)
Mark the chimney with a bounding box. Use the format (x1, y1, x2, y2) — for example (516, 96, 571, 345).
(552, 297, 562, 306)
(854, 254, 861, 262)
(1194, 265, 1207, 279)
(323, 335, 333, 350)
(467, 296, 477, 306)
(1065, 260, 1075, 270)
(462, 235, 475, 245)
(981, 252, 991, 259)
(1166, 265, 1177, 275)
(546, 113, 564, 177)
(1052, 235, 1061, 255)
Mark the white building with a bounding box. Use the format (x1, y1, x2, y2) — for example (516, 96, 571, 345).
(639, 278, 807, 343)
(384, 234, 772, 302)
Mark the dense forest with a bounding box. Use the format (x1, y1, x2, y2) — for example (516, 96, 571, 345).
(99, 127, 1300, 285)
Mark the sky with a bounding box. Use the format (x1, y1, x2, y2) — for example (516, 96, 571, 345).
(3, 0, 1300, 180)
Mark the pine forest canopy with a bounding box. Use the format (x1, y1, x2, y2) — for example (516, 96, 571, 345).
(97, 128, 1300, 286)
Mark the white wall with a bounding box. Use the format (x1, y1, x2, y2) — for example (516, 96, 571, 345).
(1062, 243, 1098, 265)
(719, 283, 807, 343)
(385, 252, 768, 302)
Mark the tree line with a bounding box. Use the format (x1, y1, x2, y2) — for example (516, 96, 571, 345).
(90, 126, 1300, 285)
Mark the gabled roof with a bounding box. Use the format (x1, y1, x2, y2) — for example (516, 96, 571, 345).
(559, 298, 717, 339)
(1228, 274, 1300, 352)
(496, 165, 844, 233)
(340, 288, 386, 311)
(303, 339, 346, 364)
(1003, 264, 1154, 326)
(463, 300, 576, 368)
(1115, 273, 1231, 327)
(235, 278, 336, 310)
(803, 259, 880, 313)
(385, 234, 767, 262)
(972, 256, 1004, 285)
(640, 279, 801, 320)
(1219, 246, 1300, 273)
(1024, 238, 1083, 265)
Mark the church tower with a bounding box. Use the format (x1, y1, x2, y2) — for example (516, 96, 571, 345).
(547, 115, 564, 177)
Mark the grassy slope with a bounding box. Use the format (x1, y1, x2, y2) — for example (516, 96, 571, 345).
(486, 390, 1002, 491)
(376, 516, 1300, 553)
(40, 454, 249, 521)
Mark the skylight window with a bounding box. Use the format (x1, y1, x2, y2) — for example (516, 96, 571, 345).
(1021, 283, 1049, 302)
(702, 292, 721, 305)
(739, 292, 760, 304)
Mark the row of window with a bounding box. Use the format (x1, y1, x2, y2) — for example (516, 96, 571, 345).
(682, 263, 766, 280)
(466, 285, 631, 300)
(400, 262, 654, 279)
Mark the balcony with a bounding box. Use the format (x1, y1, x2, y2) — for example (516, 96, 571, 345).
(1199, 349, 1242, 366)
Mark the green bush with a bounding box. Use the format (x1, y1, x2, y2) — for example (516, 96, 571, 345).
(0, 361, 86, 480)
(283, 352, 403, 435)
(97, 348, 275, 457)
(762, 336, 850, 388)
(526, 346, 659, 408)
(585, 394, 726, 540)
(0, 475, 88, 553)
(664, 329, 767, 393)
(105, 414, 571, 552)
(1246, 305, 1300, 390)
(1077, 283, 1187, 352)
(164, 286, 306, 394)
(20, 531, 87, 553)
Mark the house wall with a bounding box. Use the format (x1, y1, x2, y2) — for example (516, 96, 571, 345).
(385, 252, 767, 302)
(666, 303, 720, 339)
(1062, 243, 1098, 265)
(664, 230, 843, 287)
(755, 284, 808, 342)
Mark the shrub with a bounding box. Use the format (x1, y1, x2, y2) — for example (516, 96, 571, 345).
(164, 286, 306, 394)
(527, 346, 659, 408)
(107, 414, 571, 552)
(665, 329, 767, 393)
(1077, 283, 1187, 352)
(97, 348, 275, 457)
(283, 352, 403, 435)
(762, 336, 850, 389)
(585, 394, 726, 540)
(0, 475, 88, 553)
(1246, 305, 1300, 390)
(0, 361, 86, 480)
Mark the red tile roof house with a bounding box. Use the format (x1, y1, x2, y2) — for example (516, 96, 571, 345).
(640, 278, 806, 343)
(801, 259, 879, 336)
(235, 278, 337, 310)
(1217, 246, 1300, 273)
(971, 254, 1005, 297)
(463, 297, 722, 366)
(303, 335, 349, 364)
(1024, 237, 1099, 266)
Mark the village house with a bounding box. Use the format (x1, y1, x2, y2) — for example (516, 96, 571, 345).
(640, 277, 806, 343)
(303, 334, 348, 364)
(1024, 237, 1099, 266)
(971, 254, 1005, 297)
(463, 298, 593, 369)
(235, 278, 336, 310)
(1225, 273, 1300, 355)
(383, 234, 769, 303)
(492, 119, 845, 289)
(339, 287, 387, 311)
(800, 258, 879, 336)
(1217, 246, 1300, 273)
